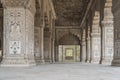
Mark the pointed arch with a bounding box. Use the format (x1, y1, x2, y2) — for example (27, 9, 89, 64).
(59, 33, 81, 45)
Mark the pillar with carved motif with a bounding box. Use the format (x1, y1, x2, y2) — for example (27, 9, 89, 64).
(90, 11, 101, 64)
(81, 30, 86, 62)
(101, 0, 113, 65)
(1, 0, 36, 66)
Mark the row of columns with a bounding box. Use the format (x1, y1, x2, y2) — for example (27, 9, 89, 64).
(34, 23, 55, 64)
(34, 12, 55, 63)
(81, 0, 114, 65)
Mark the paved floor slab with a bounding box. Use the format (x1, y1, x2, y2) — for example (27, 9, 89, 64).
(0, 63, 120, 80)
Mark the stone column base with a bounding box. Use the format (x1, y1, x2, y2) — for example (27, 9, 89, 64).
(52, 59, 55, 63)
(90, 58, 100, 64)
(45, 59, 52, 63)
(100, 58, 112, 65)
(86, 60, 90, 63)
(80, 59, 86, 63)
(35, 57, 45, 64)
(1, 56, 36, 67)
(112, 59, 120, 66)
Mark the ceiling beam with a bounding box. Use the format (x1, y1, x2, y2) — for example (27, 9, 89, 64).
(80, 0, 94, 29)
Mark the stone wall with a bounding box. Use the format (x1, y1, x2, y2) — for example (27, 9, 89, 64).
(112, 0, 120, 65)
(0, 9, 3, 50)
(1, 0, 36, 66)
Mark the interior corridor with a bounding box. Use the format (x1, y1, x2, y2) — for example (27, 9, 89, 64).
(0, 0, 120, 79)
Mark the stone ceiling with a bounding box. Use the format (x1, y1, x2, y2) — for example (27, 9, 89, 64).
(53, 0, 90, 26)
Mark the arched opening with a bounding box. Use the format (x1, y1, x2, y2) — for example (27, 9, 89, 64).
(58, 33, 81, 62)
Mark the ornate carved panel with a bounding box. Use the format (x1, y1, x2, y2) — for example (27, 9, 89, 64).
(1, 0, 36, 14)
(104, 27, 113, 57)
(9, 41, 21, 54)
(92, 37, 101, 58)
(4, 8, 26, 55)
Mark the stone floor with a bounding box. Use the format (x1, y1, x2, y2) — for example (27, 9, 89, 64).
(0, 63, 120, 80)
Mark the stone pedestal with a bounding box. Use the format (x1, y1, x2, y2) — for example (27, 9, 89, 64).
(1, 0, 36, 67)
(101, 0, 113, 65)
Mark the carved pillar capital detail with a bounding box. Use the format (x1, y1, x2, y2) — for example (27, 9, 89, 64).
(1, 0, 36, 15)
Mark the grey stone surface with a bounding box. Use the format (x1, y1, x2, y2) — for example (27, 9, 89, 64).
(0, 63, 120, 80)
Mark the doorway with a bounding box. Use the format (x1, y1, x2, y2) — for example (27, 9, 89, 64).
(58, 45, 80, 62)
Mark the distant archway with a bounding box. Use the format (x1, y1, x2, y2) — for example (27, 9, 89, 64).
(58, 33, 81, 62)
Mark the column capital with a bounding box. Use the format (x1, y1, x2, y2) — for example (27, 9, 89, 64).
(82, 37, 86, 45)
(92, 11, 100, 29)
(103, 0, 113, 20)
(105, 0, 112, 8)
(102, 20, 113, 27)
(87, 37, 90, 41)
(102, 0, 113, 27)
(91, 33, 101, 37)
(1, 0, 36, 15)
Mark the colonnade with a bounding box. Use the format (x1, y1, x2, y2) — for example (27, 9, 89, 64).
(0, 0, 56, 66)
(81, 0, 114, 65)
(0, 0, 120, 66)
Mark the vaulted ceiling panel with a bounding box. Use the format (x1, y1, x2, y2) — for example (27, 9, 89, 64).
(53, 0, 90, 26)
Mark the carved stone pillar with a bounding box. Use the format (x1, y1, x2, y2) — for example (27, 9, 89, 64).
(86, 27, 91, 62)
(44, 28, 52, 63)
(81, 30, 86, 62)
(55, 45, 59, 62)
(90, 11, 101, 64)
(51, 39, 55, 63)
(101, 0, 113, 65)
(49, 34, 52, 63)
(51, 25, 55, 63)
(1, 0, 36, 66)
(40, 27, 45, 63)
(34, 27, 41, 64)
(51, 20, 55, 63)
(112, 0, 120, 66)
